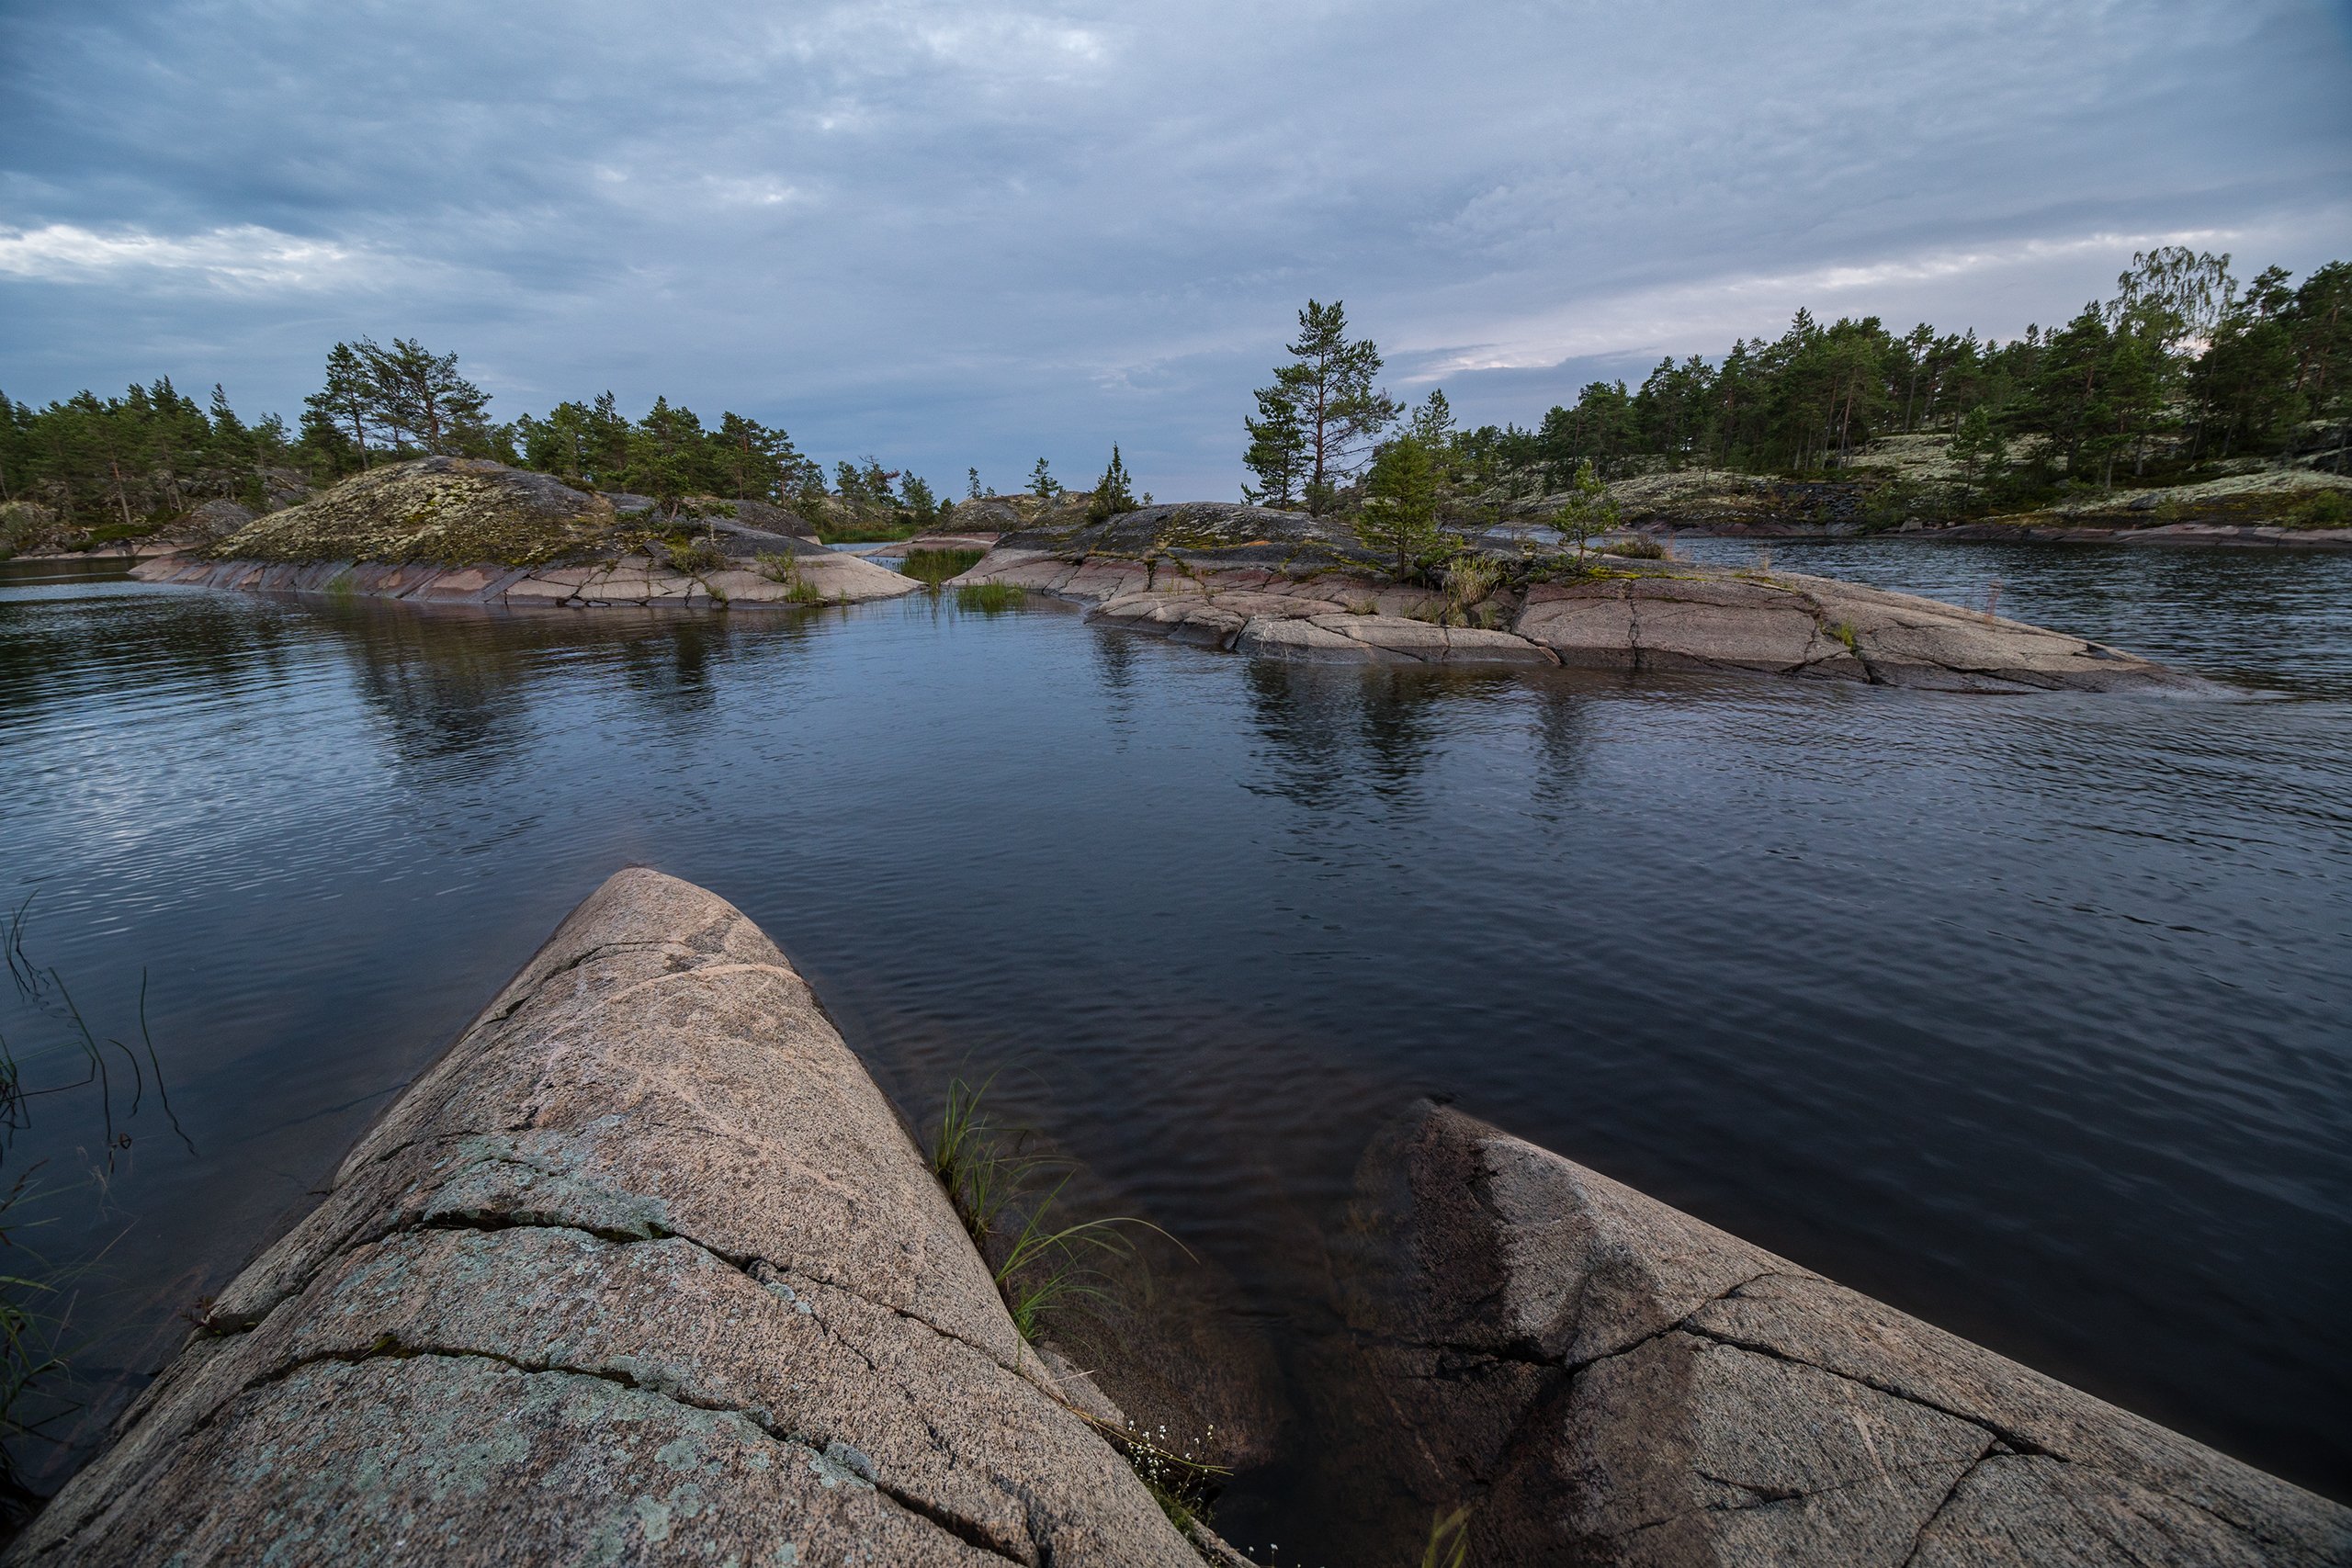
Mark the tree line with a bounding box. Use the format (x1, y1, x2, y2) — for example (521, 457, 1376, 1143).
(1244, 248, 2351, 526)
(0, 336, 976, 537)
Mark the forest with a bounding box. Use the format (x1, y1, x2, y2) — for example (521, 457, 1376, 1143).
(1246, 247, 2350, 520)
(4, 246, 2346, 557)
(0, 336, 953, 547)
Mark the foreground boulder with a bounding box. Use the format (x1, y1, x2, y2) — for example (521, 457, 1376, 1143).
(6, 870, 1201, 1566)
(952, 504, 2193, 690)
(1329, 1103, 2351, 1567)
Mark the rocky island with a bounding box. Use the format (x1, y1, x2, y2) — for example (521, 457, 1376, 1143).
(950, 502, 2197, 693)
(6, 872, 2341, 1565)
(130, 457, 921, 608)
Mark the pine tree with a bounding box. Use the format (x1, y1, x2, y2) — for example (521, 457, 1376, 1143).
(1086, 446, 1137, 522)
(1947, 406, 2006, 509)
(1241, 385, 1307, 506)
(1256, 299, 1399, 513)
(304, 343, 375, 470)
(1408, 389, 1456, 450)
(352, 337, 491, 455)
(715, 412, 800, 502)
(1358, 434, 1441, 577)
(1027, 457, 1060, 500)
(1550, 459, 1618, 561)
(967, 467, 982, 501)
(626, 396, 707, 516)
(900, 473, 939, 527)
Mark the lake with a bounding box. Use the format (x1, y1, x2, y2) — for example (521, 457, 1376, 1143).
(2, 538, 2347, 1551)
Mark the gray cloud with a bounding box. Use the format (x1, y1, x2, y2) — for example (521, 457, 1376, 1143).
(4, 0, 2348, 498)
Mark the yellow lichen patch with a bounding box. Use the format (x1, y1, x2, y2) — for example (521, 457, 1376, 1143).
(211, 457, 621, 568)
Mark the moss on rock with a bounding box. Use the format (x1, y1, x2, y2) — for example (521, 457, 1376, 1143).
(210, 457, 620, 567)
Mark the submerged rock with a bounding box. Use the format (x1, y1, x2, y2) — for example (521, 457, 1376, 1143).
(6, 871, 1204, 1566)
(1324, 1103, 2351, 1567)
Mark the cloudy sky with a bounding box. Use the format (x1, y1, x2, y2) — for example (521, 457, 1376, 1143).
(5, 0, 2349, 499)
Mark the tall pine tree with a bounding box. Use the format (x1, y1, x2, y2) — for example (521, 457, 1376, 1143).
(1251, 299, 1399, 514)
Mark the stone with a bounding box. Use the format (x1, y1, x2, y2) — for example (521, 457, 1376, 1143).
(1234, 616, 1398, 661)
(1324, 1103, 2352, 1567)
(7, 871, 1202, 1567)
(1516, 587, 1641, 670)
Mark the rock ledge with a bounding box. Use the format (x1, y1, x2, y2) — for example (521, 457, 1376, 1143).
(4, 871, 1199, 1566)
(1328, 1103, 2351, 1567)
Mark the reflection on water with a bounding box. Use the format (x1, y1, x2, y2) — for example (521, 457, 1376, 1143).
(2, 550, 2349, 1540)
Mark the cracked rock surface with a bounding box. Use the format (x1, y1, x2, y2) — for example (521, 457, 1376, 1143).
(951, 520, 2194, 689)
(1327, 1103, 2350, 1567)
(4, 870, 1200, 1567)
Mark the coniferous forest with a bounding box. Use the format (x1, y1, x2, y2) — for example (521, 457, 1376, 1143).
(4, 246, 2346, 558)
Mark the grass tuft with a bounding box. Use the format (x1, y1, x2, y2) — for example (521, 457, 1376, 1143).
(755, 551, 828, 604)
(955, 581, 1025, 614)
(899, 547, 986, 586)
(1421, 1506, 1472, 1568)
(925, 1076, 1175, 1339)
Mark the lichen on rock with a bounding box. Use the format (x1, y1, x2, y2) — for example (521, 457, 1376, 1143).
(209, 457, 621, 568)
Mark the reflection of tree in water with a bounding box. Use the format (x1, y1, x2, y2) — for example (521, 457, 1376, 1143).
(1529, 688, 1597, 815)
(0, 593, 308, 728)
(1089, 629, 1137, 743)
(1354, 670, 1446, 799)
(1242, 661, 1464, 810)
(326, 604, 823, 767)
(342, 603, 541, 766)
(612, 615, 719, 716)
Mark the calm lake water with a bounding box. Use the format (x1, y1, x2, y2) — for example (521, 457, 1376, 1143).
(2, 540, 2348, 1548)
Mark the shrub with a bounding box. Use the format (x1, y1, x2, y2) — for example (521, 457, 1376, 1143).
(664, 532, 729, 575)
(2291, 489, 2352, 528)
(1442, 553, 1499, 624)
(1599, 534, 1667, 558)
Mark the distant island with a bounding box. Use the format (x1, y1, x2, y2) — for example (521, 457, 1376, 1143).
(114, 453, 2196, 694)
(4, 244, 2348, 566)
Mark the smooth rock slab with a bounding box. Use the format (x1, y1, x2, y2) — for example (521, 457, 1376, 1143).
(1329, 1103, 2351, 1567)
(960, 540, 2189, 689)
(7, 870, 1197, 1567)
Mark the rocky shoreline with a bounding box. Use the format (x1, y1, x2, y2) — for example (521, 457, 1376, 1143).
(950, 504, 2200, 694)
(1321, 1104, 2352, 1566)
(7, 872, 2342, 1565)
(129, 548, 918, 609)
(93, 459, 2225, 691)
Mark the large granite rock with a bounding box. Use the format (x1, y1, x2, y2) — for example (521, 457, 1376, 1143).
(209, 457, 621, 567)
(952, 519, 2192, 689)
(1329, 1104, 2351, 1567)
(6, 871, 1200, 1566)
(143, 457, 922, 607)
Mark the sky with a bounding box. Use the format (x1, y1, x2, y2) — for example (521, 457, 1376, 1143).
(4, 0, 2350, 501)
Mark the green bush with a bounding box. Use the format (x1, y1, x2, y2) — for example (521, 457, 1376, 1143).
(1599, 534, 1667, 558)
(2290, 489, 2352, 527)
(663, 533, 729, 575)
